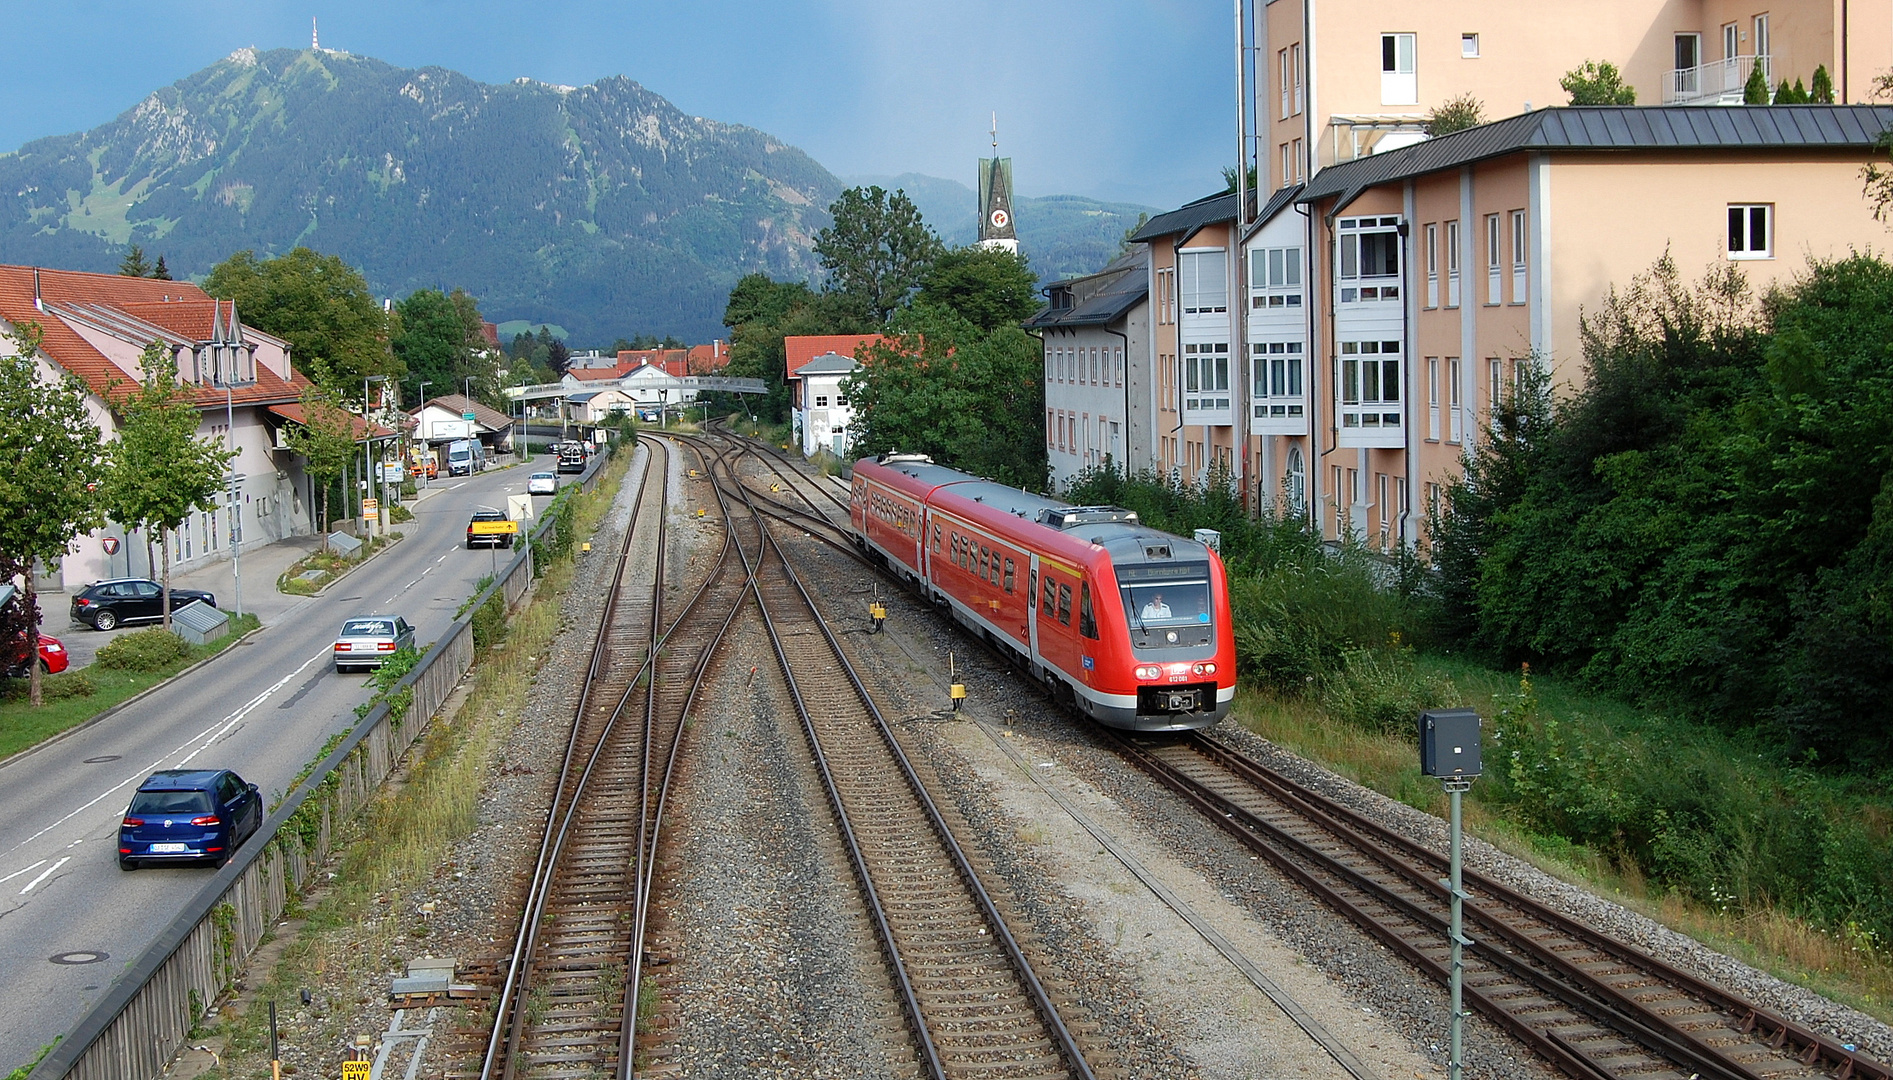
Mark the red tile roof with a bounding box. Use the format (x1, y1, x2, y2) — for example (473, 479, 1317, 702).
(686, 341, 728, 374)
(0, 264, 310, 407)
(568, 367, 624, 382)
(785, 334, 887, 378)
(267, 403, 397, 441)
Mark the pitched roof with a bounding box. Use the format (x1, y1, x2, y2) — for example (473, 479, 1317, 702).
(267, 403, 396, 441)
(1129, 191, 1244, 243)
(413, 393, 513, 432)
(0, 264, 310, 408)
(568, 367, 624, 381)
(796, 353, 861, 375)
(1025, 247, 1150, 330)
(1299, 104, 1893, 212)
(785, 334, 887, 378)
(686, 341, 728, 373)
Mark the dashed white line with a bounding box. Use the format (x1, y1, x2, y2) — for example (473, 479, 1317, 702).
(20, 857, 69, 894)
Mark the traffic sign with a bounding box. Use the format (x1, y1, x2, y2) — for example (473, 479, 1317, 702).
(462, 412, 477, 421)
(342, 1060, 370, 1080)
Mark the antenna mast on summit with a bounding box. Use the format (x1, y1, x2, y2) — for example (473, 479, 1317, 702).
(312, 17, 318, 50)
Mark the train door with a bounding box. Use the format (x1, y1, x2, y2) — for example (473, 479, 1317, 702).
(1026, 555, 1040, 665)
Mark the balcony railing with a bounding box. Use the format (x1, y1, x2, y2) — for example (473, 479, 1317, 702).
(1664, 54, 1770, 105)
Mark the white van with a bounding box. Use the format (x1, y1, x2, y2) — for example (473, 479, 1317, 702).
(446, 439, 486, 476)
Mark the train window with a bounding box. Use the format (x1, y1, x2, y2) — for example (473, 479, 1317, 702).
(1003, 558, 1015, 592)
(1079, 582, 1099, 639)
(988, 550, 1000, 585)
(1041, 576, 1056, 617)
(933, 524, 941, 553)
(979, 546, 989, 578)
(1057, 583, 1072, 625)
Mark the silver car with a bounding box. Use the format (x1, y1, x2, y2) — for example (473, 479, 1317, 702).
(331, 616, 416, 673)
(527, 471, 557, 495)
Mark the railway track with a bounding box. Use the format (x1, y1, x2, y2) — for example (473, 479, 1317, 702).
(674, 431, 1099, 1080)
(1108, 731, 1893, 1080)
(479, 438, 759, 1080)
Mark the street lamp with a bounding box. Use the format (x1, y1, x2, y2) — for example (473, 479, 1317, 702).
(416, 380, 430, 488)
(220, 349, 244, 620)
(364, 375, 388, 536)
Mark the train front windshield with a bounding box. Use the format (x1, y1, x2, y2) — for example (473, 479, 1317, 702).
(1122, 582, 1211, 626)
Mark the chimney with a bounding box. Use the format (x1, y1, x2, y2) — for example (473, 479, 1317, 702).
(32, 268, 42, 312)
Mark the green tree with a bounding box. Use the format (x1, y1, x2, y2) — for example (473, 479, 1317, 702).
(104, 342, 237, 631)
(1775, 80, 1796, 103)
(0, 322, 109, 706)
(204, 248, 394, 390)
(1220, 164, 1259, 194)
(1810, 64, 1835, 103)
(914, 246, 1040, 333)
(1744, 62, 1773, 104)
(286, 387, 360, 535)
(844, 305, 1047, 488)
(119, 245, 152, 278)
(1560, 60, 1637, 105)
(711, 274, 865, 424)
(814, 186, 944, 322)
(151, 255, 172, 281)
(1425, 93, 1485, 136)
(1118, 212, 1150, 256)
(393, 288, 495, 405)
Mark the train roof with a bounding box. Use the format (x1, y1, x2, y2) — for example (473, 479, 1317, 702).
(862, 455, 1218, 573)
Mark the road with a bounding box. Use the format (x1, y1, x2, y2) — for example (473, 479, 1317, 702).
(0, 465, 559, 1072)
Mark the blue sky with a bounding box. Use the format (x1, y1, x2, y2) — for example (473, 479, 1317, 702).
(0, 0, 1238, 210)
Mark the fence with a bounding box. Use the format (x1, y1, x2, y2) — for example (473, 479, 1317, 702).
(30, 446, 619, 1080)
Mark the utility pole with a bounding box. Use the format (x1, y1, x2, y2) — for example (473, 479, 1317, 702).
(223, 351, 243, 620)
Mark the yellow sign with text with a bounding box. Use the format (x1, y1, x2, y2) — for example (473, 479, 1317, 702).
(469, 520, 519, 536)
(341, 1060, 370, 1080)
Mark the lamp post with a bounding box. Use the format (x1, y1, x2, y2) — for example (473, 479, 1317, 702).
(364, 375, 388, 537)
(221, 349, 243, 621)
(416, 380, 430, 488)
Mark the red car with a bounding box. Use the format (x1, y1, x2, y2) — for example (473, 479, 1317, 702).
(5, 633, 68, 677)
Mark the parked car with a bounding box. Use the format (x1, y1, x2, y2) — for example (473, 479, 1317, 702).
(70, 578, 217, 631)
(118, 769, 262, 869)
(528, 472, 557, 496)
(410, 452, 439, 479)
(466, 509, 516, 549)
(446, 438, 486, 476)
(3, 633, 68, 677)
(331, 615, 417, 672)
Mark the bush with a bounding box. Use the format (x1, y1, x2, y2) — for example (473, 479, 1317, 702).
(94, 628, 191, 672)
(471, 592, 506, 650)
(1319, 643, 1457, 734)
(388, 502, 415, 524)
(1, 670, 94, 701)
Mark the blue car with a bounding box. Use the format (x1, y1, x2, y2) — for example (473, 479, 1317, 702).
(118, 769, 262, 870)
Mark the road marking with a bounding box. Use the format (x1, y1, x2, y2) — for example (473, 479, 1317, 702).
(0, 648, 330, 866)
(20, 857, 69, 894)
(0, 860, 46, 885)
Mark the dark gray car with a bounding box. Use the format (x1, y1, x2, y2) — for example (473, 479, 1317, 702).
(70, 578, 217, 631)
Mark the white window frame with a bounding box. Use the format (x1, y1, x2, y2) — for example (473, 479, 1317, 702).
(1448, 356, 1463, 442)
(1251, 341, 1306, 418)
(1722, 22, 1739, 61)
(1291, 43, 1304, 114)
(1445, 220, 1461, 308)
(1461, 33, 1480, 58)
(1179, 248, 1229, 313)
(1338, 339, 1403, 431)
(1279, 47, 1291, 119)
(1250, 246, 1304, 310)
(1426, 357, 1440, 440)
(1381, 32, 1418, 106)
(1489, 357, 1503, 415)
(1336, 215, 1402, 304)
(1182, 342, 1232, 411)
(1728, 204, 1772, 259)
(1424, 223, 1438, 308)
(1485, 213, 1502, 305)
(1510, 210, 1527, 304)
(1281, 142, 1293, 187)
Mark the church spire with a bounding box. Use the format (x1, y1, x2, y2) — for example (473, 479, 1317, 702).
(977, 114, 1019, 254)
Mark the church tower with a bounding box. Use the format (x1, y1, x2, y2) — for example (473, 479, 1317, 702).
(977, 115, 1019, 254)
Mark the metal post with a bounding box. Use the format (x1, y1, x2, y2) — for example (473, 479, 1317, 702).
(1445, 776, 1471, 1080)
(417, 379, 430, 488)
(226, 375, 242, 621)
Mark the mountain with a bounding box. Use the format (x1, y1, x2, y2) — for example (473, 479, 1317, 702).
(849, 172, 1155, 282)
(0, 48, 840, 344)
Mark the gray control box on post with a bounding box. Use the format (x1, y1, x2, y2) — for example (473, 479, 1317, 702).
(1419, 708, 1482, 778)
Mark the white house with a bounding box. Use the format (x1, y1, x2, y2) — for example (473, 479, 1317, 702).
(790, 353, 861, 458)
(1027, 248, 1149, 491)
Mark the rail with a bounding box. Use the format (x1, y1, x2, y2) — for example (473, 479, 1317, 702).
(28, 444, 623, 1080)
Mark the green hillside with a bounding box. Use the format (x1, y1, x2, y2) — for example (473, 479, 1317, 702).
(0, 48, 840, 344)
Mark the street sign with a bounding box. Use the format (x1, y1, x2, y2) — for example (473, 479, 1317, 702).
(363, 498, 380, 514)
(462, 411, 477, 421)
(469, 519, 519, 536)
(381, 463, 405, 484)
(102, 537, 120, 555)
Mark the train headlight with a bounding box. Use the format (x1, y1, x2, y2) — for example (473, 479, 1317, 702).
(1192, 663, 1217, 676)
(1165, 630, 1179, 643)
(1135, 665, 1161, 680)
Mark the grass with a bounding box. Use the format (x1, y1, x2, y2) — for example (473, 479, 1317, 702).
(0, 613, 261, 760)
(277, 535, 398, 596)
(201, 452, 628, 1080)
(1234, 657, 1893, 1023)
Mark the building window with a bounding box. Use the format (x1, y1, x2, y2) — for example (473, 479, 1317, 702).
(1426, 357, 1440, 440)
(1180, 249, 1228, 313)
(1291, 137, 1303, 181)
(1445, 220, 1461, 307)
(1156, 267, 1177, 324)
(1489, 357, 1504, 414)
(1461, 33, 1480, 58)
(1485, 213, 1502, 304)
(1337, 216, 1401, 303)
(1754, 15, 1770, 71)
(1378, 472, 1392, 537)
(1728, 204, 1772, 259)
(1381, 32, 1417, 105)
(1250, 246, 1303, 309)
(1447, 356, 1463, 442)
(1510, 210, 1527, 303)
(1291, 43, 1304, 114)
(1424, 223, 1438, 308)
(1251, 342, 1305, 418)
(1280, 143, 1292, 186)
(1722, 22, 1739, 61)
(1183, 343, 1231, 411)
(1285, 446, 1306, 516)
(814, 395, 829, 407)
(1279, 48, 1291, 119)
(1339, 340, 1402, 429)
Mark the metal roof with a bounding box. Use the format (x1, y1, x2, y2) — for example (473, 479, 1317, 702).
(1129, 190, 1243, 242)
(1299, 105, 1893, 213)
(1024, 247, 1149, 330)
(794, 353, 861, 375)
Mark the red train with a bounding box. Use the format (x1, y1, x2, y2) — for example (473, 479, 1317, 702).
(849, 454, 1236, 731)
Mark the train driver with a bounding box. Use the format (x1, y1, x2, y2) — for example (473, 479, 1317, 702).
(1141, 592, 1173, 620)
